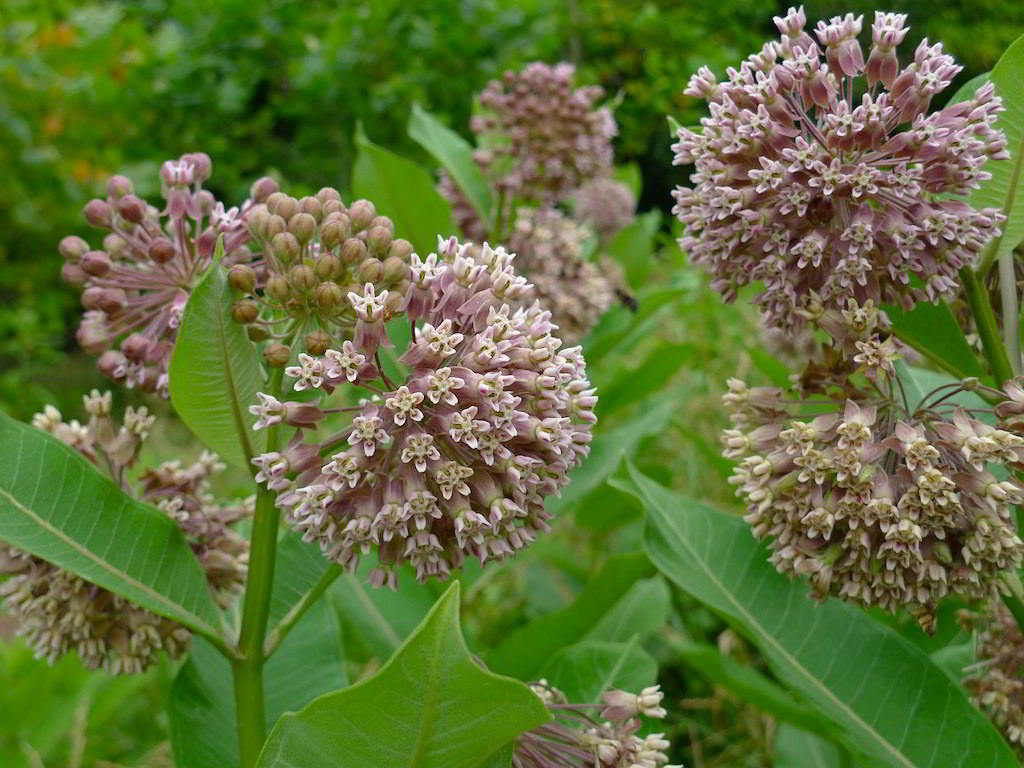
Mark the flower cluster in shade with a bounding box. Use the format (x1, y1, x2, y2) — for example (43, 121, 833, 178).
(471, 62, 617, 203)
(60, 153, 264, 396)
(513, 681, 679, 767)
(248, 237, 597, 587)
(0, 392, 250, 674)
(231, 187, 415, 361)
(507, 207, 618, 342)
(574, 177, 637, 239)
(962, 604, 1024, 756)
(722, 313, 1024, 627)
(671, 7, 1009, 330)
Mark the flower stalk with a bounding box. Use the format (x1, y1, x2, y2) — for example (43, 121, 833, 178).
(961, 266, 1014, 385)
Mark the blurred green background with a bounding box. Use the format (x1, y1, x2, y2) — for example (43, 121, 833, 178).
(1, 1, 1023, 765)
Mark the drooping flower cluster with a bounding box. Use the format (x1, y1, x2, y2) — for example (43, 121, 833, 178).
(723, 338, 1024, 628)
(508, 207, 617, 342)
(59, 154, 268, 396)
(672, 8, 1008, 330)
(513, 681, 679, 767)
(0, 392, 250, 673)
(471, 62, 617, 202)
(574, 177, 636, 239)
(962, 604, 1024, 756)
(438, 169, 491, 243)
(232, 188, 414, 360)
(249, 237, 596, 587)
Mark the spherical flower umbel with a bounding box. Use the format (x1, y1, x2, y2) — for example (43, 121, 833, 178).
(507, 207, 616, 342)
(672, 8, 1008, 330)
(250, 237, 597, 587)
(1, 393, 250, 673)
(471, 62, 617, 202)
(60, 154, 261, 396)
(514, 681, 680, 767)
(574, 177, 637, 239)
(723, 369, 1024, 629)
(963, 603, 1024, 756)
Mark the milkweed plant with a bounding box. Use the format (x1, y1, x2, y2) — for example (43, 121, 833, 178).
(2, 7, 1024, 767)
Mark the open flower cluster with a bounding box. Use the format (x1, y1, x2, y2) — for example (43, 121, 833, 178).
(574, 177, 636, 239)
(59, 154, 264, 396)
(471, 62, 617, 203)
(0, 392, 250, 673)
(232, 187, 414, 361)
(672, 8, 1008, 330)
(723, 353, 1024, 628)
(249, 237, 596, 587)
(513, 681, 678, 767)
(963, 604, 1024, 756)
(508, 207, 617, 342)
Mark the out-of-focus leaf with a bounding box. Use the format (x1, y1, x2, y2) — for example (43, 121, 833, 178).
(605, 210, 660, 286)
(931, 642, 976, 684)
(613, 163, 642, 198)
(352, 123, 456, 256)
(774, 725, 844, 768)
(618, 464, 1017, 767)
(256, 582, 548, 768)
(169, 598, 345, 768)
(587, 577, 670, 642)
(169, 244, 266, 470)
(486, 552, 655, 680)
(0, 412, 222, 637)
(540, 637, 657, 704)
(408, 104, 493, 229)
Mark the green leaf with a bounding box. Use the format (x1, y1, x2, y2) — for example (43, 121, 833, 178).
(971, 34, 1024, 260)
(352, 123, 456, 257)
(169, 598, 345, 768)
(618, 464, 1017, 768)
(539, 637, 657, 704)
(886, 300, 983, 380)
(673, 640, 832, 737)
(486, 552, 655, 680)
(256, 582, 548, 768)
(930, 642, 976, 684)
(586, 577, 670, 642)
(604, 210, 660, 287)
(169, 245, 266, 471)
(0, 412, 222, 638)
(407, 103, 493, 230)
(612, 163, 642, 199)
(774, 725, 844, 768)
(269, 531, 336, 626)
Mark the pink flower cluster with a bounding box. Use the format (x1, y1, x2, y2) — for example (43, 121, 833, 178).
(672, 8, 1008, 329)
(250, 238, 597, 587)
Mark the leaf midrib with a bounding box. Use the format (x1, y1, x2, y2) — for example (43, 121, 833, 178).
(642, 482, 916, 768)
(408, 602, 446, 767)
(209, 267, 257, 467)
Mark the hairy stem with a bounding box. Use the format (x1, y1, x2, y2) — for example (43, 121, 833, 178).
(961, 267, 1014, 386)
(263, 564, 343, 657)
(998, 248, 1020, 375)
(233, 363, 287, 767)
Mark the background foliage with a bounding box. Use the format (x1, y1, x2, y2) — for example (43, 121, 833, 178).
(3, 1, 1024, 766)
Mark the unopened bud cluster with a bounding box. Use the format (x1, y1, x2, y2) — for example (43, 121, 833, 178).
(962, 604, 1024, 756)
(234, 187, 414, 360)
(0, 393, 250, 673)
(574, 177, 637, 239)
(672, 7, 1008, 330)
(249, 237, 596, 587)
(724, 352, 1024, 628)
(471, 62, 617, 202)
(61, 154, 256, 395)
(508, 207, 616, 342)
(515, 681, 679, 767)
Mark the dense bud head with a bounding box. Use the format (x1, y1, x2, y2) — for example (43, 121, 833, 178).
(247, 325, 270, 342)
(117, 194, 146, 223)
(97, 288, 128, 314)
(320, 215, 350, 249)
(341, 237, 368, 264)
(59, 235, 89, 262)
(288, 212, 317, 244)
(274, 195, 300, 223)
(298, 196, 323, 221)
(366, 225, 393, 256)
(246, 208, 271, 239)
(105, 174, 134, 199)
(148, 237, 176, 263)
(81, 250, 112, 276)
(348, 199, 376, 231)
(84, 199, 113, 228)
(317, 187, 343, 204)
(314, 252, 342, 281)
(183, 152, 212, 182)
(304, 329, 332, 355)
(228, 263, 257, 293)
(264, 214, 287, 239)
(61, 262, 87, 284)
(266, 274, 293, 302)
(271, 232, 301, 263)
(314, 281, 344, 309)
(357, 257, 384, 283)
(322, 198, 345, 217)
(264, 342, 291, 367)
(232, 299, 261, 324)
(250, 175, 279, 203)
(289, 264, 318, 293)
(121, 333, 152, 362)
(574, 177, 636, 237)
(388, 238, 415, 262)
(381, 255, 410, 283)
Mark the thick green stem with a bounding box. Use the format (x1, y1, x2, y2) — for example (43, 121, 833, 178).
(233, 364, 287, 766)
(961, 266, 1014, 386)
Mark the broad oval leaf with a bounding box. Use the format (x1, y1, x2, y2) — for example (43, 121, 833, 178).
(408, 104, 493, 231)
(0, 412, 222, 637)
(970, 34, 1024, 260)
(352, 123, 456, 257)
(616, 464, 1017, 768)
(886, 300, 983, 380)
(169, 248, 266, 471)
(256, 582, 549, 768)
(774, 725, 844, 768)
(539, 636, 657, 705)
